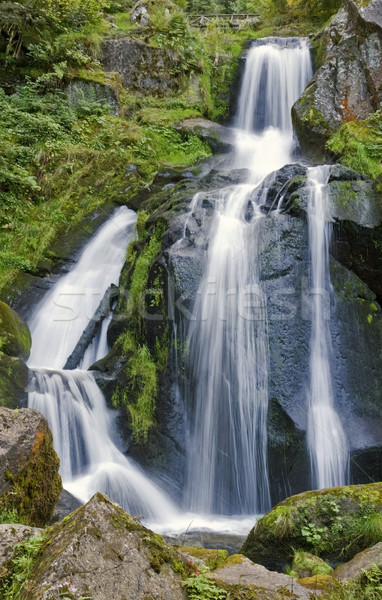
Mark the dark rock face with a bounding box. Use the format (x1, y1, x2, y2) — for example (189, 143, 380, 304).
(292, 0, 382, 159)
(110, 161, 382, 505)
(0, 407, 62, 526)
(21, 493, 186, 600)
(102, 39, 180, 95)
(0, 301, 31, 408)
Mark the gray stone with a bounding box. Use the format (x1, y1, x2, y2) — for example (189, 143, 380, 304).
(102, 39, 180, 95)
(174, 118, 236, 153)
(0, 407, 61, 526)
(22, 493, 186, 600)
(334, 542, 382, 582)
(209, 555, 314, 599)
(0, 524, 42, 581)
(292, 1, 382, 159)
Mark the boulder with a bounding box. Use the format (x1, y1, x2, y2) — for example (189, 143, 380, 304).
(174, 118, 235, 154)
(66, 79, 120, 116)
(19, 492, 186, 600)
(0, 354, 29, 409)
(333, 541, 382, 582)
(208, 554, 313, 600)
(292, 0, 382, 159)
(0, 407, 61, 527)
(241, 483, 382, 571)
(0, 524, 41, 582)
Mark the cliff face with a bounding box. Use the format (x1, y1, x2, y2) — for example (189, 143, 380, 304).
(292, 0, 382, 159)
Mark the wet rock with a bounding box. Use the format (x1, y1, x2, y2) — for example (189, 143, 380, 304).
(174, 118, 235, 154)
(0, 524, 42, 581)
(21, 493, 186, 600)
(241, 482, 382, 571)
(334, 541, 382, 582)
(0, 407, 62, 526)
(292, 0, 382, 159)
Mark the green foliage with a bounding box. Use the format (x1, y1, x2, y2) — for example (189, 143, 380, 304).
(182, 573, 227, 600)
(1, 533, 47, 599)
(327, 111, 382, 179)
(0, 507, 22, 524)
(332, 565, 382, 600)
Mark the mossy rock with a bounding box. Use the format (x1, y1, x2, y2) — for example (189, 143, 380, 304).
(0, 354, 28, 409)
(240, 483, 382, 571)
(0, 301, 31, 360)
(0, 407, 62, 527)
(292, 550, 333, 578)
(178, 546, 228, 570)
(298, 574, 343, 599)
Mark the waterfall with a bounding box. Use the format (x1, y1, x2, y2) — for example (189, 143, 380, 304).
(27, 207, 177, 522)
(306, 167, 349, 489)
(184, 39, 313, 515)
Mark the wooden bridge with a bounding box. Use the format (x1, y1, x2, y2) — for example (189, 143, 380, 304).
(188, 13, 260, 29)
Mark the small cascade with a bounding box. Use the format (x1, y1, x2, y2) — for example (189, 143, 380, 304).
(184, 39, 313, 516)
(27, 206, 178, 521)
(306, 166, 349, 489)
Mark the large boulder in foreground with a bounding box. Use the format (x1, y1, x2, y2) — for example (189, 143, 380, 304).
(241, 483, 382, 571)
(292, 0, 382, 160)
(0, 407, 61, 526)
(17, 493, 186, 600)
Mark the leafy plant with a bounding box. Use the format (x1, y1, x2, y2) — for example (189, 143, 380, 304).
(2, 533, 46, 599)
(182, 573, 227, 600)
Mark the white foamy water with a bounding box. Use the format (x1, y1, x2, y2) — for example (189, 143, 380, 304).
(306, 166, 349, 489)
(184, 39, 313, 516)
(28, 207, 179, 521)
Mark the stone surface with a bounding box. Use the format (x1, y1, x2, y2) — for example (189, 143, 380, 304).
(292, 0, 382, 159)
(0, 524, 42, 581)
(209, 555, 314, 599)
(241, 483, 382, 571)
(102, 38, 180, 95)
(334, 542, 382, 582)
(0, 407, 61, 526)
(0, 354, 29, 409)
(174, 118, 235, 153)
(21, 493, 186, 600)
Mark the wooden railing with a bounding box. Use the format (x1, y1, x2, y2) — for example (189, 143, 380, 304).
(188, 13, 260, 28)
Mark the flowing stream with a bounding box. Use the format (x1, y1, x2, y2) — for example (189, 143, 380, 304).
(27, 207, 178, 521)
(24, 38, 349, 539)
(306, 167, 349, 489)
(184, 38, 312, 516)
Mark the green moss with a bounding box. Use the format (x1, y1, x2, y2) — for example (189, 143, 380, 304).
(179, 547, 229, 570)
(0, 424, 62, 527)
(327, 112, 382, 179)
(241, 483, 382, 569)
(0, 302, 31, 360)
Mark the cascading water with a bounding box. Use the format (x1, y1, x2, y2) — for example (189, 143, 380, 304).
(306, 167, 349, 489)
(27, 207, 177, 521)
(185, 39, 313, 516)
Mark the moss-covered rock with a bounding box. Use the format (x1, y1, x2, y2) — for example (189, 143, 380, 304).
(0, 407, 62, 527)
(0, 301, 31, 361)
(292, 0, 382, 161)
(292, 550, 333, 578)
(241, 483, 382, 572)
(15, 492, 187, 600)
(0, 354, 29, 409)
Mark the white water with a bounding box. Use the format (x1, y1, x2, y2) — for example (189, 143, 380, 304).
(185, 39, 313, 516)
(306, 167, 349, 489)
(27, 207, 178, 522)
